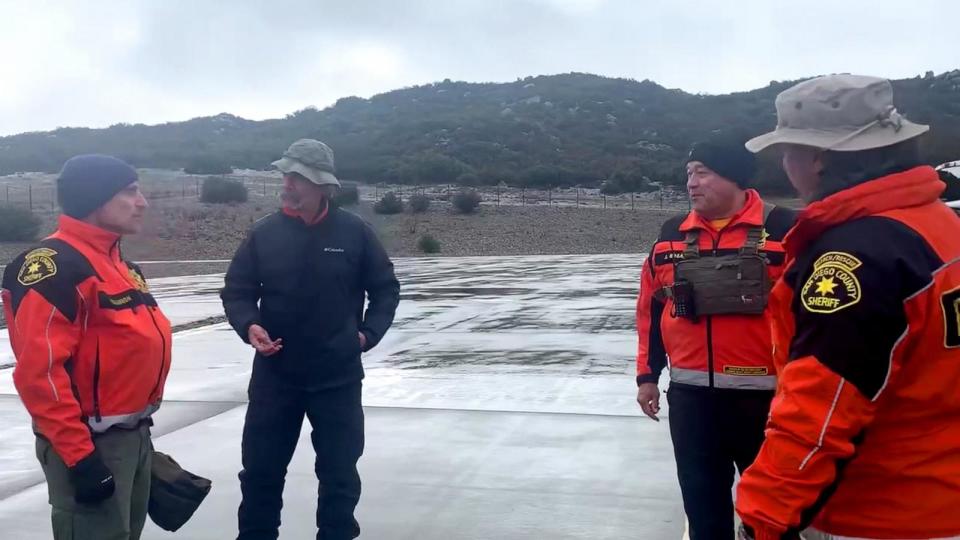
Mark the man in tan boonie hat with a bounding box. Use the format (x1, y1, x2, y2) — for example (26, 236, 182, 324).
(745, 74, 928, 153)
(272, 138, 341, 187)
(735, 74, 960, 540)
(222, 138, 399, 540)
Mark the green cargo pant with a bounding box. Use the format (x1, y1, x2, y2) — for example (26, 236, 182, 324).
(36, 423, 153, 540)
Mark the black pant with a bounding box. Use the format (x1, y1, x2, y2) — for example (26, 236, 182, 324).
(237, 376, 365, 540)
(667, 383, 773, 540)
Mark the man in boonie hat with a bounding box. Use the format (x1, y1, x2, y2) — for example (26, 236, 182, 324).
(222, 139, 400, 540)
(273, 138, 341, 189)
(736, 74, 960, 540)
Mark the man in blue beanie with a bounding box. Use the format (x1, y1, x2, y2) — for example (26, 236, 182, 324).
(2, 154, 174, 540)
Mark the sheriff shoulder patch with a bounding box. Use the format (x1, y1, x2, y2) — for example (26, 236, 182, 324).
(801, 251, 862, 314)
(17, 248, 58, 286)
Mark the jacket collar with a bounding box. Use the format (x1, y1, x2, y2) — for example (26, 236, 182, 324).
(281, 199, 330, 226)
(680, 189, 763, 232)
(784, 166, 944, 256)
(56, 215, 121, 256)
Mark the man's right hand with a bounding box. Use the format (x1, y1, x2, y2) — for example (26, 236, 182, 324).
(636, 382, 661, 421)
(69, 449, 115, 504)
(248, 324, 282, 356)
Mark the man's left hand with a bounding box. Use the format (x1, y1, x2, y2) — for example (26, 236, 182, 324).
(358, 332, 367, 350)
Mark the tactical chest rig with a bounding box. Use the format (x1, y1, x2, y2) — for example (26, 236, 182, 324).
(658, 204, 775, 321)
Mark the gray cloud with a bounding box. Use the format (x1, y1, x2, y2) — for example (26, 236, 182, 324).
(1, 0, 956, 135)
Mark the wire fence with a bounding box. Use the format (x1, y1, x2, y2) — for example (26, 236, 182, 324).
(364, 183, 690, 212)
(0, 176, 691, 213)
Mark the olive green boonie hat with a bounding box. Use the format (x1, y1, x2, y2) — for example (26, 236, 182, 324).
(272, 139, 341, 187)
(746, 74, 929, 153)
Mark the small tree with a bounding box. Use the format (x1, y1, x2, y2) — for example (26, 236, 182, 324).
(201, 176, 248, 203)
(452, 190, 482, 214)
(599, 181, 623, 195)
(417, 234, 441, 254)
(374, 192, 404, 214)
(409, 194, 430, 213)
(0, 206, 41, 241)
(333, 184, 360, 207)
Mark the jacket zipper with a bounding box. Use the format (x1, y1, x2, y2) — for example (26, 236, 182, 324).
(707, 228, 725, 388)
(146, 306, 167, 401)
(93, 340, 102, 422)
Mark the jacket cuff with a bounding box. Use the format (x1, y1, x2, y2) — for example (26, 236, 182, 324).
(636, 373, 660, 386)
(359, 329, 377, 352)
(239, 319, 259, 344)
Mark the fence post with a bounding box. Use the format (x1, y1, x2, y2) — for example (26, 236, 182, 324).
(660, 189, 664, 210)
(29, 185, 33, 210)
(497, 186, 501, 207)
(549, 188, 552, 206)
(522, 188, 525, 206)
(603, 194, 606, 209)
(631, 192, 635, 211)
(196, 179, 200, 199)
(576, 188, 580, 207)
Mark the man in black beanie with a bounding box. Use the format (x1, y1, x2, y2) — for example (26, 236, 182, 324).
(2, 154, 174, 540)
(634, 139, 797, 539)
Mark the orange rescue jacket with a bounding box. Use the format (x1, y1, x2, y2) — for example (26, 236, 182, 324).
(1, 216, 172, 467)
(636, 190, 796, 390)
(737, 166, 960, 539)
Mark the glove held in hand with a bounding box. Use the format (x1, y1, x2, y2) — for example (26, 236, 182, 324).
(69, 449, 116, 504)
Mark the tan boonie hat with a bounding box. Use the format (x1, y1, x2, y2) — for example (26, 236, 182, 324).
(746, 74, 929, 153)
(272, 139, 341, 187)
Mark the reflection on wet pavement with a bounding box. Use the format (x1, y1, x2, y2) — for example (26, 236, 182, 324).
(375, 254, 644, 376)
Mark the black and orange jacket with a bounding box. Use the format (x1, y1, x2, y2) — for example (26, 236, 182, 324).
(636, 190, 796, 390)
(736, 166, 960, 540)
(1, 216, 172, 467)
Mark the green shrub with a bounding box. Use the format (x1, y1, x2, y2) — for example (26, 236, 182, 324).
(374, 192, 404, 214)
(418, 234, 441, 254)
(599, 181, 622, 195)
(0, 205, 41, 241)
(409, 194, 430, 213)
(451, 190, 482, 214)
(334, 183, 360, 207)
(200, 176, 248, 203)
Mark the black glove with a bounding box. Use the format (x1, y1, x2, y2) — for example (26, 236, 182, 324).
(69, 449, 116, 504)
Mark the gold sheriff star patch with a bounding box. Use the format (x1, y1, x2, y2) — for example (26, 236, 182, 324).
(17, 248, 58, 286)
(801, 251, 862, 314)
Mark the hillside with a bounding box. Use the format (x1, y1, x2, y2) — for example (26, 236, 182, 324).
(2, 70, 958, 194)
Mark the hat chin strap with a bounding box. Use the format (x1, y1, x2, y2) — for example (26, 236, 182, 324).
(826, 105, 903, 150)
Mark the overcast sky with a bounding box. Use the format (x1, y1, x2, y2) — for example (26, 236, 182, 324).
(1, 0, 957, 136)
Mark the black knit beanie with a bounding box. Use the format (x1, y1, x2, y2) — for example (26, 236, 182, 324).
(687, 140, 756, 188)
(57, 155, 139, 218)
